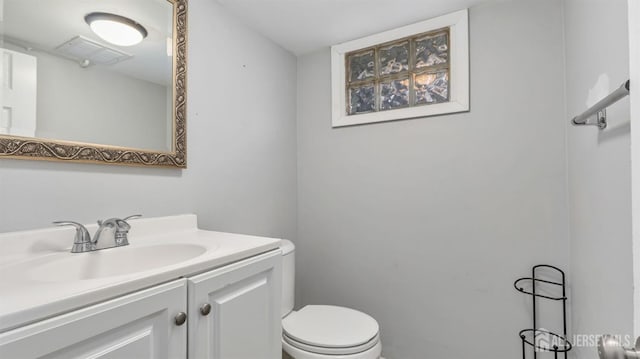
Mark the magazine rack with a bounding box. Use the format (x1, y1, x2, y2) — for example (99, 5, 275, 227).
(514, 265, 572, 359)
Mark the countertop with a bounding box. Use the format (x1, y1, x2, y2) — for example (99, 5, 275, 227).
(0, 214, 282, 333)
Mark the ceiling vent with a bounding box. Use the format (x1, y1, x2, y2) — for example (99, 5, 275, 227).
(55, 36, 132, 66)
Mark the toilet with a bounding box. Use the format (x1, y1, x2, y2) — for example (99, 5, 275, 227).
(280, 240, 382, 359)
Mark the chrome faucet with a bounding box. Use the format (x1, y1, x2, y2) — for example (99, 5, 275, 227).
(94, 215, 142, 248)
(53, 214, 142, 253)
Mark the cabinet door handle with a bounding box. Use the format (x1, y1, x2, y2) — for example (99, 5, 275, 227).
(175, 312, 187, 326)
(200, 303, 212, 316)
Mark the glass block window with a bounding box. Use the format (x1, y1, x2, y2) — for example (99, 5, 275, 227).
(345, 28, 450, 116)
(331, 9, 468, 127)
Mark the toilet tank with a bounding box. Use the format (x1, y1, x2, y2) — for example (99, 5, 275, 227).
(280, 239, 295, 317)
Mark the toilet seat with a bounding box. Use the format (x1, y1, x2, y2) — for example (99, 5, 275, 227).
(282, 339, 382, 359)
(282, 305, 380, 356)
(284, 332, 380, 355)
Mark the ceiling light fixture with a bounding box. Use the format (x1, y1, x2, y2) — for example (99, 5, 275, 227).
(85, 12, 148, 47)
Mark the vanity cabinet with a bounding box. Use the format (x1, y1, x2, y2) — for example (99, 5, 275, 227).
(0, 279, 187, 359)
(188, 250, 282, 358)
(0, 250, 282, 359)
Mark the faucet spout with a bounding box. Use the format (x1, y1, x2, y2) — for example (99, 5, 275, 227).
(93, 220, 115, 247)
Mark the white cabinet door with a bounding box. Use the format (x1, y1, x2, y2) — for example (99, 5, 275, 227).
(0, 279, 187, 359)
(1, 48, 37, 137)
(188, 250, 282, 359)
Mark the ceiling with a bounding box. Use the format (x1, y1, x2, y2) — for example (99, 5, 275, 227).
(2, 0, 173, 85)
(216, 0, 491, 55)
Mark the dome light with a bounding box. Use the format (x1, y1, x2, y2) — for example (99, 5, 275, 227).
(85, 12, 147, 47)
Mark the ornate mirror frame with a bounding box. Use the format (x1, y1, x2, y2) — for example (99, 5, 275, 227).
(0, 0, 188, 168)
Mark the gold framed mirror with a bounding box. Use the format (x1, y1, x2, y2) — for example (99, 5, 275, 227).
(0, 0, 187, 168)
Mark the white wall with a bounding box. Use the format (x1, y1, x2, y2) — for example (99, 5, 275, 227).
(0, 0, 298, 242)
(35, 50, 169, 151)
(563, 0, 633, 356)
(4, 43, 169, 152)
(296, 1, 568, 357)
(186, 0, 298, 238)
(628, 0, 640, 338)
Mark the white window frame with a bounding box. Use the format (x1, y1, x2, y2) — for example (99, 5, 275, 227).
(331, 9, 469, 128)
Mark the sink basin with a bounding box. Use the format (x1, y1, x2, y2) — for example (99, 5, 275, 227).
(27, 244, 207, 282)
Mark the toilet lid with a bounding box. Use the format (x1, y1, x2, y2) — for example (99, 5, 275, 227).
(282, 305, 379, 349)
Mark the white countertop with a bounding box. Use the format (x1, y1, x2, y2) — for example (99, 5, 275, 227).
(0, 214, 282, 333)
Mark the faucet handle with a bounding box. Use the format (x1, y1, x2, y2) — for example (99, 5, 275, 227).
(96, 214, 140, 228)
(114, 214, 142, 246)
(93, 215, 142, 248)
(53, 221, 94, 253)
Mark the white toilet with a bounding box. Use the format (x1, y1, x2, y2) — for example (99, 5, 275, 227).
(280, 240, 382, 359)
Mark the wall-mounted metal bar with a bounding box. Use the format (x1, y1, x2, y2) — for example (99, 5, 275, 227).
(571, 80, 630, 129)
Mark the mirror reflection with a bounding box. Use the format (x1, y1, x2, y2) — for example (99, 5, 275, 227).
(1, 0, 174, 152)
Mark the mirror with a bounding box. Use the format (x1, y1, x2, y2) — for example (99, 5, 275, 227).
(0, 0, 187, 168)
